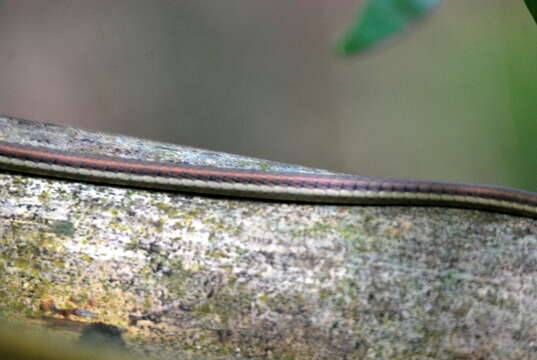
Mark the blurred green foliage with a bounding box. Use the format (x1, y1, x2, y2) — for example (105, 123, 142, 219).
(340, 0, 535, 55)
(338, 0, 441, 55)
(524, 0, 537, 23)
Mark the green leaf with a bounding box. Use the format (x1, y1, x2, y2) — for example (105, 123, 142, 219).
(524, 0, 537, 24)
(338, 0, 442, 56)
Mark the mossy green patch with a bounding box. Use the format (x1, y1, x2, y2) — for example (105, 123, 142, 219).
(38, 189, 51, 202)
(49, 220, 75, 237)
(0, 227, 68, 317)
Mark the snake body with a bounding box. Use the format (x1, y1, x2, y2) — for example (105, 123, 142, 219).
(0, 140, 535, 218)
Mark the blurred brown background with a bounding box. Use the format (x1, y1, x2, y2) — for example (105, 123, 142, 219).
(0, 1, 535, 190)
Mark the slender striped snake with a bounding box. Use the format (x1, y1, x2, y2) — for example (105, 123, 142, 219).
(0, 137, 535, 219)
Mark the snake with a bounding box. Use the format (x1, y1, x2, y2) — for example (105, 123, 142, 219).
(0, 139, 535, 219)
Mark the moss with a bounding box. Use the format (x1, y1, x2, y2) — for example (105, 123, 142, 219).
(288, 220, 336, 238)
(38, 189, 51, 202)
(256, 161, 272, 171)
(155, 202, 179, 216)
(0, 227, 68, 318)
(49, 220, 75, 237)
(195, 303, 212, 314)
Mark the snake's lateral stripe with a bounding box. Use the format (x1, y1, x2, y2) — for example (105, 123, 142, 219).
(0, 140, 535, 218)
